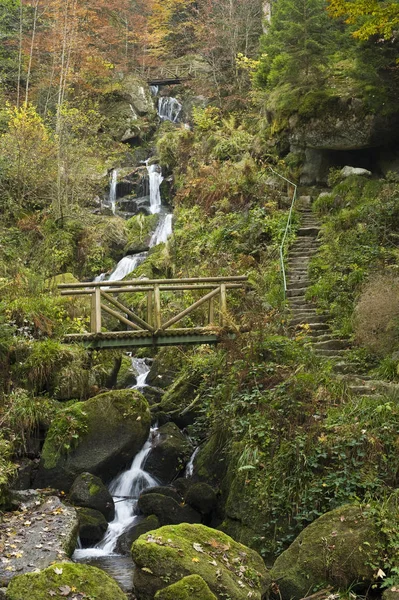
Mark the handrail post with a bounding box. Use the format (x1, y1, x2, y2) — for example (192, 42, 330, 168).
(208, 296, 215, 325)
(147, 290, 153, 327)
(91, 288, 102, 333)
(154, 285, 162, 330)
(220, 284, 227, 327)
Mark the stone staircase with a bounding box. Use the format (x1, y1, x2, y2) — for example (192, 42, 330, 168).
(286, 199, 399, 398)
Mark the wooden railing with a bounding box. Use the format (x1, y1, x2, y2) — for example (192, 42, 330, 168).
(58, 277, 247, 338)
(133, 64, 199, 83)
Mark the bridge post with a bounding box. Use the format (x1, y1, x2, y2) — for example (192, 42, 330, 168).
(208, 296, 215, 324)
(154, 285, 162, 330)
(91, 288, 102, 333)
(147, 290, 153, 327)
(220, 284, 227, 327)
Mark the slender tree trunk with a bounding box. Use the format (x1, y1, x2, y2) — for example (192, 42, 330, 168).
(25, 0, 40, 105)
(16, 1, 23, 108)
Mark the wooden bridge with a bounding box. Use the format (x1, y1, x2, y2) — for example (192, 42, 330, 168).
(59, 277, 248, 349)
(133, 64, 200, 86)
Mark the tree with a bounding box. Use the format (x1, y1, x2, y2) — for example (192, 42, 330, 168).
(328, 0, 399, 40)
(256, 0, 334, 88)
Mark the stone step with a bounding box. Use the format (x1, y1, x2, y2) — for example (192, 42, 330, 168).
(332, 362, 364, 374)
(297, 227, 320, 237)
(347, 385, 378, 396)
(314, 349, 347, 357)
(287, 288, 309, 297)
(291, 243, 320, 249)
(313, 339, 349, 351)
(287, 281, 311, 290)
(306, 333, 334, 341)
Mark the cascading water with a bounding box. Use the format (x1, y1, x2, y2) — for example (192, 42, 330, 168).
(185, 447, 200, 478)
(158, 96, 182, 123)
(109, 169, 118, 215)
(146, 163, 163, 215)
(149, 213, 173, 247)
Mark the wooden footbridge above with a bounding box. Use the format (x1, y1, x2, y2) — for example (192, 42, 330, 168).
(59, 277, 248, 349)
(133, 64, 200, 86)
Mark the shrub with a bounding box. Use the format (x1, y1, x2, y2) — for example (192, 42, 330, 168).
(354, 274, 399, 355)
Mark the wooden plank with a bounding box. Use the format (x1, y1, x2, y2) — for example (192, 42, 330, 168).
(100, 290, 154, 333)
(75, 334, 223, 349)
(91, 288, 101, 333)
(147, 291, 153, 327)
(101, 303, 144, 331)
(154, 285, 162, 329)
(208, 296, 215, 325)
(161, 287, 220, 330)
(60, 283, 243, 296)
(58, 276, 248, 289)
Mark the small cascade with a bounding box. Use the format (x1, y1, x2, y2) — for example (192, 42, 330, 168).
(109, 169, 118, 215)
(106, 253, 147, 283)
(130, 357, 151, 389)
(185, 447, 200, 478)
(146, 163, 163, 215)
(158, 96, 182, 123)
(149, 213, 173, 247)
(150, 85, 159, 96)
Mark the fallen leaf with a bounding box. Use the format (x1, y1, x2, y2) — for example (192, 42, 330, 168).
(59, 585, 71, 596)
(48, 591, 57, 597)
(193, 543, 204, 553)
(377, 568, 386, 579)
(192, 557, 200, 563)
(53, 567, 63, 575)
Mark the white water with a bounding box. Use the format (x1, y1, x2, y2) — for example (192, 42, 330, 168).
(185, 447, 200, 478)
(158, 97, 182, 123)
(106, 253, 147, 283)
(146, 163, 163, 215)
(74, 362, 158, 558)
(149, 213, 173, 247)
(109, 169, 118, 215)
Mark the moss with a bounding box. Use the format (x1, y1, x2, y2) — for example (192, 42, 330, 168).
(131, 523, 270, 600)
(89, 483, 101, 496)
(154, 575, 217, 600)
(270, 505, 384, 599)
(6, 563, 127, 600)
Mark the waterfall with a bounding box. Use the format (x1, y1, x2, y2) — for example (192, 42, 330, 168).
(130, 357, 151, 389)
(109, 169, 118, 215)
(74, 363, 158, 558)
(150, 85, 159, 96)
(185, 447, 200, 478)
(106, 254, 147, 283)
(158, 97, 182, 123)
(149, 214, 173, 248)
(146, 163, 163, 215)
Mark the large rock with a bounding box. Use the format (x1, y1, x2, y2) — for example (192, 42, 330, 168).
(144, 423, 192, 483)
(77, 507, 108, 546)
(5, 563, 127, 600)
(70, 472, 115, 521)
(185, 483, 217, 516)
(132, 523, 270, 600)
(116, 514, 160, 555)
(340, 166, 372, 179)
(270, 505, 384, 599)
(154, 575, 217, 600)
(137, 492, 200, 526)
(0, 496, 78, 586)
(35, 390, 151, 491)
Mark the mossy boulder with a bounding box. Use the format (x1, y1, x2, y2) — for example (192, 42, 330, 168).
(116, 355, 138, 389)
(270, 505, 384, 599)
(116, 515, 160, 555)
(77, 507, 108, 546)
(35, 390, 151, 491)
(154, 574, 217, 600)
(131, 523, 270, 600)
(5, 563, 127, 600)
(137, 492, 200, 526)
(140, 485, 182, 503)
(144, 423, 192, 483)
(185, 483, 217, 516)
(70, 472, 115, 521)
(154, 373, 202, 428)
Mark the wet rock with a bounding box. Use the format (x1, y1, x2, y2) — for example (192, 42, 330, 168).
(11, 457, 38, 490)
(144, 423, 192, 483)
(154, 574, 217, 600)
(69, 473, 115, 521)
(185, 483, 217, 516)
(141, 386, 164, 406)
(0, 496, 78, 586)
(77, 507, 108, 546)
(153, 373, 202, 428)
(270, 505, 384, 599)
(116, 355, 138, 390)
(140, 486, 182, 503)
(137, 493, 200, 527)
(116, 515, 160, 555)
(173, 478, 193, 498)
(6, 563, 128, 600)
(34, 390, 151, 492)
(131, 523, 270, 600)
(146, 358, 176, 389)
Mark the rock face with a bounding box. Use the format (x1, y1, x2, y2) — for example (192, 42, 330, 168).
(185, 483, 217, 517)
(154, 575, 217, 600)
(144, 423, 192, 483)
(116, 515, 160, 555)
(69, 472, 115, 521)
(340, 166, 372, 179)
(131, 523, 270, 600)
(35, 390, 151, 491)
(271, 505, 384, 599)
(0, 496, 78, 586)
(5, 563, 127, 600)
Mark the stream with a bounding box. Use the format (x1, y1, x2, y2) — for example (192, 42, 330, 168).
(73, 92, 191, 594)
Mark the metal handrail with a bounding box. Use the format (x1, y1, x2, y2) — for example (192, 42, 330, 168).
(268, 167, 298, 298)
